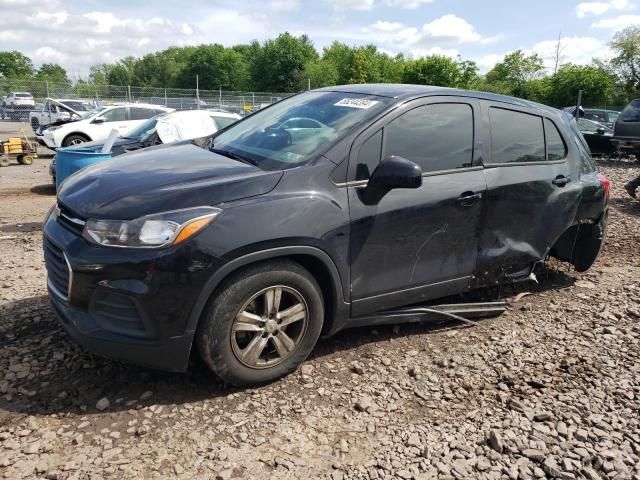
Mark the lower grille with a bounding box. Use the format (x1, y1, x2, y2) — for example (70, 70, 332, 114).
(90, 290, 147, 337)
(43, 237, 71, 298)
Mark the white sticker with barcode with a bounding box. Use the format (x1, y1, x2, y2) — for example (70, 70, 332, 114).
(334, 98, 379, 109)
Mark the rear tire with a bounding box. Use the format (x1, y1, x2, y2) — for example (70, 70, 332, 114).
(21, 155, 33, 165)
(31, 118, 39, 131)
(196, 260, 324, 387)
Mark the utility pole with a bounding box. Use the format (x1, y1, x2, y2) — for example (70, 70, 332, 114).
(308, 79, 311, 91)
(219, 86, 222, 109)
(575, 90, 583, 119)
(196, 75, 200, 110)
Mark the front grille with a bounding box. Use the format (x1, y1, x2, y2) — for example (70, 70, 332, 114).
(56, 203, 86, 234)
(90, 291, 147, 337)
(43, 237, 70, 298)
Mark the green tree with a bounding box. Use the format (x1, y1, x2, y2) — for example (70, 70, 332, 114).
(484, 50, 545, 100)
(402, 55, 461, 86)
(608, 26, 640, 99)
(35, 63, 70, 84)
(0, 51, 34, 78)
(547, 64, 615, 107)
(303, 60, 339, 88)
(176, 44, 249, 91)
(251, 33, 318, 92)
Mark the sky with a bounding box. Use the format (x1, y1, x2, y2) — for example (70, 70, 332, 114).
(0, 0, 638, 79)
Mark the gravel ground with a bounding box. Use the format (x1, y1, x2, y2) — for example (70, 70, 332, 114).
(0, 122, 639, 479)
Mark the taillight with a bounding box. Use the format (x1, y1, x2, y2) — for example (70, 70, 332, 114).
(597, 173, 611, 202)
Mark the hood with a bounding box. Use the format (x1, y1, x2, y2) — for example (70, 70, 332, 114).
(58, 143, 283, 219)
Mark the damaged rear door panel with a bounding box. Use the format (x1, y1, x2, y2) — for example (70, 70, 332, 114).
(475, 103, 582, 285)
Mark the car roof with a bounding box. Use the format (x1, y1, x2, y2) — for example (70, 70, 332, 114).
(207, 110, 241, 118)
(314, 83, 558, 114)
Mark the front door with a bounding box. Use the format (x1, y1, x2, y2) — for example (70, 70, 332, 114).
(348, 98, 487, 316)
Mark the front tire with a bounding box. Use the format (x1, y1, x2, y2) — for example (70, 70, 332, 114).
(62, 134, 89, 147)
(196, 260, 324, 387)
(31, 118, 39, 131)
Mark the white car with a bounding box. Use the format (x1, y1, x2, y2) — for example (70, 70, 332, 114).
(2, 92, 35, 109)
(42, 103, 174, 149)
(206, 110, 242, 129)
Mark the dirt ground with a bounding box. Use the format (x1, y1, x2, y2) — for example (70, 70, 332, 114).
(0, 120, 639, 480)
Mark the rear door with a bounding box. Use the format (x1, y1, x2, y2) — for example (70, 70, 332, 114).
(348, 97, 487, 315)
(476, 103, 582, 283)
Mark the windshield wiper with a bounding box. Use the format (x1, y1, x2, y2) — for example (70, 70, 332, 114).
(211, 148, 258, 166)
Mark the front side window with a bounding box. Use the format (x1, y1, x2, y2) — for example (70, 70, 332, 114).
(383, 103, 474, 173)
(101, 107, 127, 122)
(545, 118, 567, 160)
(489, 107, 545, 163)
(212, 91, 392, 170)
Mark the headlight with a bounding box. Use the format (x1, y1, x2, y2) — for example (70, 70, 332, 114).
(83, 207, 221, 248)
(46, 126, 61, 132)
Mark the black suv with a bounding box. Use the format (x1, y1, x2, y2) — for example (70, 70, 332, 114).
(44, 85, 609, 386)
(612, 99, 640, 157)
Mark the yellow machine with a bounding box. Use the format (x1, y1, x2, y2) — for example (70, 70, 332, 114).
(0, 128, 38, 167)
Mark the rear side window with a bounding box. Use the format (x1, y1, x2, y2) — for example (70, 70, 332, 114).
(489, 108, 545, 163)
(544, 119, 567, 160)
(621, 100, 640, 122)
(383, 103, 474, 173)
(130, 107, 156, 120)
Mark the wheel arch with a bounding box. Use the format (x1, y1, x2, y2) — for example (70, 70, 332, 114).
(186, 246, 350, 339)
(62, 131, 91, 146)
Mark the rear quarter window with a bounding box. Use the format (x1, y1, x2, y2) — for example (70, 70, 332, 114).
(544, 119, 567, 160)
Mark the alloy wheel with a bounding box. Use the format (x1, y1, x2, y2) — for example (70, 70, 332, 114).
(230, 286, 309, 369)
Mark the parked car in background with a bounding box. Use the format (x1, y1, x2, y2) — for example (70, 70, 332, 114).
(45, 85, 609, 386)
(0, 92, 36, 120)
(581, 108, 620, 128)
(576, 118, 615, 156)
(611, 99, 640, 158)
(30, 98, 94, 131)
(50, 109, 239, 185)
(41, 104, 173, 149)
(148, 97, 208, 110)
(2, 92, 35, 110)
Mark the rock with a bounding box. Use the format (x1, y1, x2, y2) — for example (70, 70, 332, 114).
(139, 391, 153, 401)
(489, 430, 504, 454)
(96, 397, 110, 411)
(300, 364, 314, 376)
(355, 395, 373, 412)
(575, 429, 589, 441)
(174, 463, 184, 475)
(406, 433, 421, 448)
(523, 449, 545, 462)
(350, 361, 365, 375)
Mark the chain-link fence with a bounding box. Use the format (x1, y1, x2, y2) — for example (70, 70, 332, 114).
(0, 78, 292, 117)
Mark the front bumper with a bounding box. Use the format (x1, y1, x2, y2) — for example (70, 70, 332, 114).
(42, 133, 58, 149)
(49, 293, 195, 371)
(43, 209, 225, 372)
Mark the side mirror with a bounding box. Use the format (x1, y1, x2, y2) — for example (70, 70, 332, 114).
(361, 155, 422, 205)
(596, 127, 606, 135)
(93, 116, 106, 124)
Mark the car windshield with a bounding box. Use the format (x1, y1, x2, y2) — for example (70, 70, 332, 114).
(211, 91, 392, 170)
(82, 106, 107, 119)
(122, 115, 164, 141)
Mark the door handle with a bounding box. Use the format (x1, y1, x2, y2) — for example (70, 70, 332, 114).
(552, 175, 570, 187)
(456, 191, 481, 207)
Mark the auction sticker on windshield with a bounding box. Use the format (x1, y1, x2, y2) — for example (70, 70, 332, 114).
(334, 98, 379, 109)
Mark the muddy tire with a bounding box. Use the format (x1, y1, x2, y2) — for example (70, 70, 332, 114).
(196, 260, 324, 387)
(0, 156, 9, 167)
(20, 155, 33, 165)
